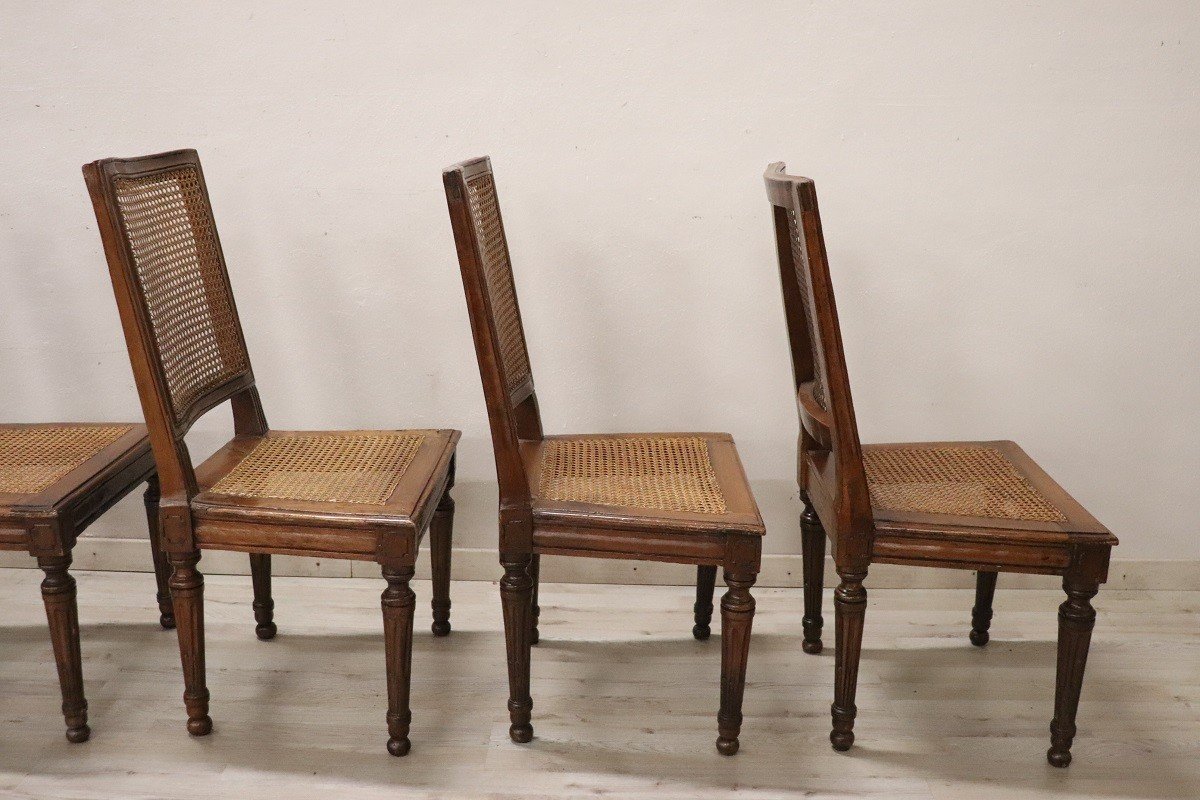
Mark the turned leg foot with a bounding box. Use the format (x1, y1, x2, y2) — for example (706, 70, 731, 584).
(169, 551, 211, 736)
(430, 488, 454, 637)
(800, 498, 826, 655)
(1047, 576, 1099, 767)
(716, 571, 756, 755)
(382, 565, 416, 756)
(250, 553, 276, 640)
(831, 568, 867, 751)
(693, 565, 717, 640)
(500, 554, 534, 743)
(39, 556, 89, 743)
(143, 475, 174, 630)
(970, 571, 998, 646)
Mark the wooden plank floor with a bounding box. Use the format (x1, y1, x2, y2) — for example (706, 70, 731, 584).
(0, 568, 1196, 799)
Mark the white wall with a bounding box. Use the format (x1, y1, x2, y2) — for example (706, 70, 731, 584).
(2, 2, 1197, 565)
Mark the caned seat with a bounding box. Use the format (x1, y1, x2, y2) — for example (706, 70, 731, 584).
(0, 422, 165, 742)
(0, 423, 143, 504)
(85, 149, 459, 756)
(765, 162, 1116, 767)
(864, 441, 1107, 539)
(446, 156, 764, 756)
(521, 433, 764, 534)
(194, 430, 459, 532)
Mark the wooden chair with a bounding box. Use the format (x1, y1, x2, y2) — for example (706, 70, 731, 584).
(0, 422, 163, 741)
(444, 156, 765, 755)
(83, 149, 460, 756)
(764, 162, 1118, 767)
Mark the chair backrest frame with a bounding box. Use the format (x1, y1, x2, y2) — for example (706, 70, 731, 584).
(765, 163, 873, 556)
(84, 149, 267, 500)
(443, 157, 543, 528)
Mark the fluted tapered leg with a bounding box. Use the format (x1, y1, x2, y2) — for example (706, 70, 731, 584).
(382, 565, 416, 756)
(529, 553, 541, 645)
(169, 551, 211, 736)
(500, 555, 534, 743)
(39, 555, 89, 743)
(716, 570, 756, 755)
(831, 569, 867, 751)
(250, 553, 275, 640)
(1048, 577, 1099, 767)
(430, 489, 454, 636)
(693, 565, 718, 640)
(143, 475, 174, 630)
(970, 571, 998, 646)
(800, 500, 826, 654)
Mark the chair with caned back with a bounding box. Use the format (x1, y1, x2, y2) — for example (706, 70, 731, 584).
(764, 162, 1117, 767)
(0, 422, 164, 742)
(444, 156, 765, 756)
(83, 149, 460, 757)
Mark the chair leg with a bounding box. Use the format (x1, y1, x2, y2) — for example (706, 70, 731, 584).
(970, 571, 998, 646)
(800, 500, 826, 654)
(38, 555, 89, 743)
(1047, 576, 1099, 767)
(529, 553, 541, 645)
(143, 475, 174, 630)
(500, 554, 534, 743)
(716, 570, 756, 755)
(381, 565, 416, 756)
(169, 551, 211, 736)
(249, 553, 276, 641)
(693, 565, 717, 640)
(429, 488, 454, 636)
(831, 568, 867, 752)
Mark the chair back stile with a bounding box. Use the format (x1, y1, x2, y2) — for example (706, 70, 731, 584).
(764, 163, 873, 561)
(83, 150, 268, 506)
(443, 157, 543, 547)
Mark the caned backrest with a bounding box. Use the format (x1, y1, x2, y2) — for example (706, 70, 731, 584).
(84, 150, 263, 494)
(764, 163, 873, 541)
(444, 157, 542, 504)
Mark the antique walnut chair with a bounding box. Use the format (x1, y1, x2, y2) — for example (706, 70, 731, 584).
(83, 149, 460, 756)
(0, 422, 163, 741)
(764, 163, 1118, 767)
(444, 156, 765, 755)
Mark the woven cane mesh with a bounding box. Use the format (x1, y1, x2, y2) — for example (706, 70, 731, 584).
(113, 166, 249, 423)
(465, 172, 532, 394)
(0, 425, 134, 495)
(788, 210, 828, 410)
(539, 436, 728, 515)
(209, 432, 426, 506)
(864, 446, 1066, 522)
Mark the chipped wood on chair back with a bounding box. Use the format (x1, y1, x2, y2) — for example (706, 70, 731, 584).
(764, 163, 872, 562)
(443, 157, 543, 547)
(83, 150, 267, 502)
